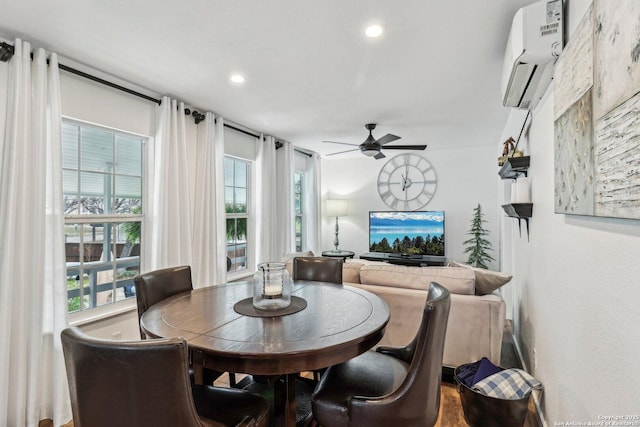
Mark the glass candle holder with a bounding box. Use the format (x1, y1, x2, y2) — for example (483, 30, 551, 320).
(253, 262, 292, 310)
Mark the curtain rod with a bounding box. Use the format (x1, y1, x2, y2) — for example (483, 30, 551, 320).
(0, 40, 162, 104)
(0, 40, 267, 138)
(0, 41, 314, 148)
(224, 123, 260, 139)
(58, 62, 162, 105)
(294, 148, 312, 158)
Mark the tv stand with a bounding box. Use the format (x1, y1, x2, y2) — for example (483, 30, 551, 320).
(359, 252, 446, 267)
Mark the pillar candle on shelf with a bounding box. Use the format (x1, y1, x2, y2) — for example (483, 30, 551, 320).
(510, 180, 519, 203)
(515, 176, 531, 203)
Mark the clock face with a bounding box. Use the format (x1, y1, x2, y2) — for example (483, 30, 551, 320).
(377, 154, 437, 211)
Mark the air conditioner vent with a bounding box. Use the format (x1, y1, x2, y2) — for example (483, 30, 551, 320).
(501, 0, 564, 110)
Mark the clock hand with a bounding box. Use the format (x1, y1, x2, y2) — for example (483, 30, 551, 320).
(401, 173, 407, 191)
(405, 165, 410, 190)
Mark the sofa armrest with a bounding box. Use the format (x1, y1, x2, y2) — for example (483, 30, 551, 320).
(445, 293, 505, 367)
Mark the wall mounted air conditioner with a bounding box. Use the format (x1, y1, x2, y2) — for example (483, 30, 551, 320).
(501, 0, 563, 110)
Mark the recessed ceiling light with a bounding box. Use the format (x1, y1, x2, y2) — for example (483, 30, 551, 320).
(365, 24, 383, 38)
(230, 74, 245, 84)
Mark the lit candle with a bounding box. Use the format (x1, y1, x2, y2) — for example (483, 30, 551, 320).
(263, 279, 283, 297)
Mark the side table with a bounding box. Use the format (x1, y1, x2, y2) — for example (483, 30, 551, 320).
(321, 250, 355, 261)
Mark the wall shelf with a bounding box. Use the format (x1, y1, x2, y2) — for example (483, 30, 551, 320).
(502, 203, 532, 218)
(498, 156, 530, 179)
(502, 203, 532, 240)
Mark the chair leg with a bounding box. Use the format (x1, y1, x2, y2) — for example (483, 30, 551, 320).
(229, 372, 236, 387)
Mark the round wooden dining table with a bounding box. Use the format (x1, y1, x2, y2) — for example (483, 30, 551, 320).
(140, 280, 390, 427)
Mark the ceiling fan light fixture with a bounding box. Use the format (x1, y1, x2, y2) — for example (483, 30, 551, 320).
(361, 147, 379, 156)
(365, 24, 383, 38)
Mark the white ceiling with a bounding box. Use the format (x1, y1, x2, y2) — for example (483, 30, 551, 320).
(0, 0, 534, 157)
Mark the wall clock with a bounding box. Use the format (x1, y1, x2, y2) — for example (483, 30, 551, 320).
(377, 153, 437, 211)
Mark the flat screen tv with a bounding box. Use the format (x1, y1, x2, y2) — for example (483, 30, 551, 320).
(369, 211, 445, 256)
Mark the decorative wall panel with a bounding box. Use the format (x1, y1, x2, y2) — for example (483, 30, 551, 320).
(593, 0, 640, 121)
(553, 4, 593, 122)
(554, 0, 640, 219)
(594, 91, 640, 218)
(555, 90, 594, 214)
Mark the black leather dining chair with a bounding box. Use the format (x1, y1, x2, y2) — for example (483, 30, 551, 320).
(134, 265, 233, 386)
(61, 326, 269, 427)
(134, 265, 193, 340)
(311, 282, 451, 427)
(293, 257, 343, 284)
(292, 256, 343, 383)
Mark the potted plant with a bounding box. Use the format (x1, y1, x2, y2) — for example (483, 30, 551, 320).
(463, 204, 495, 269)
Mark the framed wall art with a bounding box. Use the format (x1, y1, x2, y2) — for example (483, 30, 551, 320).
(554, 0, 640, 219)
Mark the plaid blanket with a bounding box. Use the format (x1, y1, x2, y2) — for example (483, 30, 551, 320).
(472, 368, 542, 400)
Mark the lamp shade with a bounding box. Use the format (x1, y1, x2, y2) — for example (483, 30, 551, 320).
(326, 199, 348, 217)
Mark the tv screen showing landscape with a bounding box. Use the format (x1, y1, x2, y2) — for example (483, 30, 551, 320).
(369, 211, 445, 256)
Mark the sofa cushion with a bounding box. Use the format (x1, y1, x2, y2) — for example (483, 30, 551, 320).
(449, 261, 512, 295)
(358, 264, 475, 295)
(343, 260, 364, 283)
(342, 259, 389, 284)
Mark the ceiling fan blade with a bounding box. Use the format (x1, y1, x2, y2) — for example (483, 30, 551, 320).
(326, 148, 361, 156)
(381, 145, 427, 150)
(374, 152, 386, 160)
(322, 140, 360, 147)
(375, 134, 401, 146)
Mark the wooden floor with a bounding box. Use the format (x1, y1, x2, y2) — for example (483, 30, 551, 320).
(41, 382, 538, 427)
(41, 383, 539, 427)
(41, 322, 540, 427)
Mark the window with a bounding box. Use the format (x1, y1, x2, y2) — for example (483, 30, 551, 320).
(225, 156, 250, 274)
(62, 120, 144, 313)
(294, 172, 303, 252)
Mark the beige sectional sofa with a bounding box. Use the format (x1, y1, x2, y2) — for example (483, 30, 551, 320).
(341, 259, 506, 369)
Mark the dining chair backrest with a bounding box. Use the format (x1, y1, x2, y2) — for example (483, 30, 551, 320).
(61, 326, 206, 427)
(134, 265, 193, 339)
(293, 257, 343, 284)
(350, 282, 451, 426)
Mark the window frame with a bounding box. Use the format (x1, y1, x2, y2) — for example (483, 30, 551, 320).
(224, 155, 252, 279)
(62, 118, 146, 316)
(294, 171, 304, 252)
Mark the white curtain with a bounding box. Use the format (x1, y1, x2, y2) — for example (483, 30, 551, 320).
(276, 140, 295, 257)
(145, 97, 193, 270)
(191, 112, 226, 287)
(254, 135, 279, 264)
(0, 39, 71, 427)
(304, 153, 322, 254)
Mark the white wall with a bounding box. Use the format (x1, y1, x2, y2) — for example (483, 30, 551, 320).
(321, 144, 501, 269)
(505, 0, 640, 422)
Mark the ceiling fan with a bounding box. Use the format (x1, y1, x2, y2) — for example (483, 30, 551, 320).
(323, 123, 427, 160)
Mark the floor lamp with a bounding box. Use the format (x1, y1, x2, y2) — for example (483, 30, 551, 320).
(326, 199, 348, 252)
